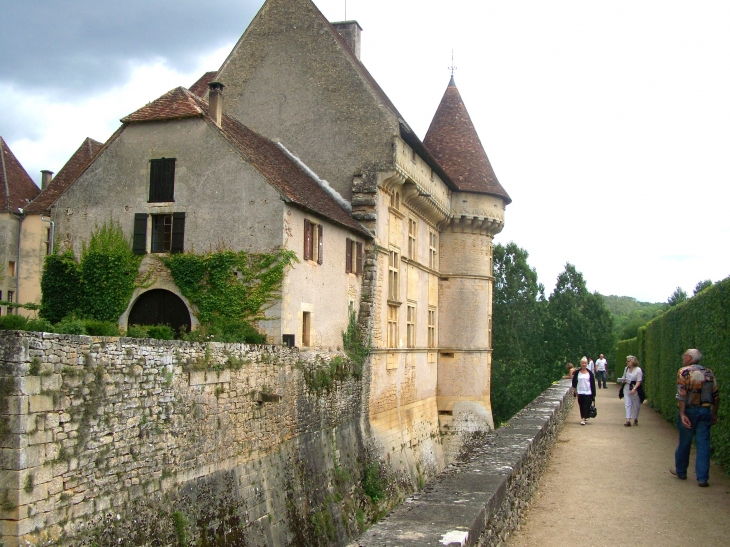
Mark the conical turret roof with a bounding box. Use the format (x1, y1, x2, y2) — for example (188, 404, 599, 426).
(424, 77, 510, 203)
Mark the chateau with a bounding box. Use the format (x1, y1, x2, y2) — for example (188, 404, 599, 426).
(1, 1, 511, 545)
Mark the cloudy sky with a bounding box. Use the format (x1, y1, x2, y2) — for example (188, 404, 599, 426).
(1, 0, 728, 303)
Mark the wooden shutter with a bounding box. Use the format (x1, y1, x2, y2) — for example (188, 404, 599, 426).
(149, 158, 175, 202)
(171, 212, 185, 253)
(304, 219, 312, 260)
(356, 242, 363, 274)
(345, 238, 352, 273)
(317, 224, 323, 265)
(133, 213, 147, 255)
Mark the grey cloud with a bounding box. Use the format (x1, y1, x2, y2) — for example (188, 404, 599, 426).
(0, 0, 260, 95)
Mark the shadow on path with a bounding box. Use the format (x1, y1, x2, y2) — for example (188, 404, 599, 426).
(508, 383, 730, 547)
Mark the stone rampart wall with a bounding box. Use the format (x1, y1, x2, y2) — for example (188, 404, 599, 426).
(0, 330, 423, 547)
(350, 380, 574, 546)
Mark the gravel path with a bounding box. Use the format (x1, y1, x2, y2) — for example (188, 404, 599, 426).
(507, 383, 730, 547)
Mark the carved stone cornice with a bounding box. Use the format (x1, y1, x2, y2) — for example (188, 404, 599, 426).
(441, 215, 503, 236)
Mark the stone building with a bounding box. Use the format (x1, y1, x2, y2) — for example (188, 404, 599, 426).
(0, 137, 40, 316)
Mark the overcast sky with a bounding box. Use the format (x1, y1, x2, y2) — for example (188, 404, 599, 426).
(1, 0, 728, 303)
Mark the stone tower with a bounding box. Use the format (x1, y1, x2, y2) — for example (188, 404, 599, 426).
(424, 76, 511, 440)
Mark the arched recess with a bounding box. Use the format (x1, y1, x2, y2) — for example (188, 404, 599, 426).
(127, 289, 192, 334)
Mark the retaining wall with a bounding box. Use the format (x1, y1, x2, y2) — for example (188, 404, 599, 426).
(350, 380, 573, 546)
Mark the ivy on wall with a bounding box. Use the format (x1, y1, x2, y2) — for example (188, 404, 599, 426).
(162, 248, 297, 331)
(40, 222, 142, 323)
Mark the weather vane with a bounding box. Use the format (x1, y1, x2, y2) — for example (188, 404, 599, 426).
(345, 0, 347, 20)
(448, 50, 457, 77)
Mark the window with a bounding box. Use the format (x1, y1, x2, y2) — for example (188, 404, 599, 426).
(149, 158, 176, 202)
(302, 312, 311, 347)
(390, 191, 400, 211)
(282, 334, 295, 347)
(410, 147, 417, 163)
(406, 303, 416, 348)
(428, 308, 436, 348)
(429, 231, 437, 269)
(134, 212, 185, 254)
(388, 249, 400, 301)
(345, 238, 363, 274)
(8, 262, 16, 277)
(387, 305, 399, 348)
(304, 219, 323, 264)
(7, 291, 14, 314)
(408, 218, 417, 260)
(45, 228, 52, 255)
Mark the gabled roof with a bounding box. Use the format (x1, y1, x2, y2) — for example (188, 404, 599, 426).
(423, 77, 511, 203)
(189, 71, 218, 97)
(120, 86, 369, 237)
(121, 87, 205, 123)
(25, 138, 103, 214)
(0, 137, 40, 213)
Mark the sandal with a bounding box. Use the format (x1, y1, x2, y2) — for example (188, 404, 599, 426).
(624, 421, 631, 427)
(634, 420, 638, 426)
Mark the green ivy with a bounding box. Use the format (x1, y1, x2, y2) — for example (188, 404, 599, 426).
(162, 248, 297, 328)
(40, 250, 82, 323)
(342, 311, 371, 379)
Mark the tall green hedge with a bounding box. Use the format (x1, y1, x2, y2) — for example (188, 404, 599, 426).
(615, 277, 730, 472)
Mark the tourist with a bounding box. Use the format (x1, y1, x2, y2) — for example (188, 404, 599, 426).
(595, 354, 607, 388)
(670, 349, 719, 487)
(572, 357, 596, 426)
(619, 355, 643, 426)
(562, 362, 577, 379)
(587, 356, 595, 374)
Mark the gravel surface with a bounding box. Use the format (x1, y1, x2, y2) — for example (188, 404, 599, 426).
(507, 383, 730, 547)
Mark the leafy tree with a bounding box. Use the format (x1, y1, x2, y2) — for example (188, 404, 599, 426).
(490, 243, 552, 424)
(667, 286, 688, 306)
(694, 279, 713, 295)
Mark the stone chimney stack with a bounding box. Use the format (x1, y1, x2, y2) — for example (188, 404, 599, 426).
(207, 82, 225, 127)
(41, 170, 54, 190)
(332, 21, 362, 60)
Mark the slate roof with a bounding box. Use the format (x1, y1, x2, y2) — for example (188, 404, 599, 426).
(189, 71, 218, 97)
(423, 77, 511, 202)
(25, 138, 104, 214)
(0, 137, 40, 213)
(122, 87, 370, 237)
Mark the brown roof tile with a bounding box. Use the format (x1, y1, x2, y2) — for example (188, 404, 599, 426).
(423, 77, 511, 202)
(121, 87, 205, 123)
(25, 138, 104, 214)
(0, 137, 40, 213)
(189, 71, 218, 97)
(122, 86, 369, 237)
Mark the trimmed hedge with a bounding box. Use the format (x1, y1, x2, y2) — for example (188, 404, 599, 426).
(615, 277, 730, 472)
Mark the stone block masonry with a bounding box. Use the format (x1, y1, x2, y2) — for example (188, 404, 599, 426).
(0, 330, 410, 547)
(350, 381, 574, 546)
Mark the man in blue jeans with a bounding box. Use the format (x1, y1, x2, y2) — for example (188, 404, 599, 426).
(670, 349, 720, 487)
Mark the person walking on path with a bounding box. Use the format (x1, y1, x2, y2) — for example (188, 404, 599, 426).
(619, 355, 643, 426)
(671, 349, 720, 487)
(595, 354, 607, 388)
(586, 356, 595, 374)
(572, 357, 596, 426)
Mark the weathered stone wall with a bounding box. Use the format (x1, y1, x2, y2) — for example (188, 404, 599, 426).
(350, 381, 574, 546)
(0, 331, 426, 547)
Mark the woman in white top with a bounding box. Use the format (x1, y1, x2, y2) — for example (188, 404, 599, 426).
(572, 357, 596, 426)
(619, 355, 643, 426)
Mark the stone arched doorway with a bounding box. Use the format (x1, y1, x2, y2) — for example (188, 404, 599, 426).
(127, 289, 191, 334)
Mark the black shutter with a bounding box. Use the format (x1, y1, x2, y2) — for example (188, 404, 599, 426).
(171, 212, 185, 253)
(317, 224, 323, 265)
(345, 238, 352, 273)
(356, 242, 363, 274)
(304, 219, 312, 260)
(149, 158, 175, 202)
(133, 213, 147, 255)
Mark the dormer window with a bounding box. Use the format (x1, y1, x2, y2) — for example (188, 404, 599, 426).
(149, 158, 176, 202)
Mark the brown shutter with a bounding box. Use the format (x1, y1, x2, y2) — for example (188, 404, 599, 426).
(304, 219, 312, 260)
(171, 212, 185, 253)
(345, 238, 352, 273)
(356, 242, 363, 274)
(133, 213, 147, 254)
(317, 224, 323, 265)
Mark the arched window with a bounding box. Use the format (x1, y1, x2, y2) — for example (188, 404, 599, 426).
(128, 289, 191, 335)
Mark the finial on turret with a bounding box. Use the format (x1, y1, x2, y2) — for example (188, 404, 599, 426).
(448, 50, 457, 86)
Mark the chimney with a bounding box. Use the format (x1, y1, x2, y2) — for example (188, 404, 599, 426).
(207, 81, 225, 127)
(332, 21, 362, 60)
(41, 170, 54, 190)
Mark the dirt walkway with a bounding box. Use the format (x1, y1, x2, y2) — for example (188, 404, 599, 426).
(507, 383, 730, 547)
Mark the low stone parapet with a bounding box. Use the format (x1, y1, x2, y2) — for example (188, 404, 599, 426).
(350, 380, 573, 546)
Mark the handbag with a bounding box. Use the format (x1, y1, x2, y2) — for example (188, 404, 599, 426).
(618, 366, 627, 399)
(589, 404, 597, 418)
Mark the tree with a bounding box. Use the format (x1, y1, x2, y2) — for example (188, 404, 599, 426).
(667, 287, 688, 306)
(694, 280, 713, 295)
